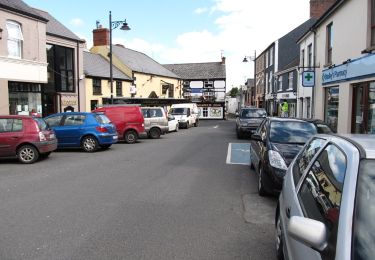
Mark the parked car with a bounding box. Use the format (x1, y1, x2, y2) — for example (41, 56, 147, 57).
(0, 115, 57, 163)
(167, 114, 179, 132)
(93, 105, 145, 144)
(276, 134, 375, 260)
(236, 107, 267, 138)
(250, 117, 333, 196)
(141, 107, 168, 139)
(169, 103, 199, 128)
(44, 112, 118, 152)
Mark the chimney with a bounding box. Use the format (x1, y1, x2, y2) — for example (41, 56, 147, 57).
(221, 56, 226, 65)
(93, 25, 110, 46)
(310, 0, 336, 19)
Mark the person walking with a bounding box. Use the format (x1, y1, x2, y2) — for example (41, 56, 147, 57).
(281, 100, 289, 117)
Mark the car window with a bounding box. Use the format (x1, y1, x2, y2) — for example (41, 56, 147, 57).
(95, 114, 111, 124)
(353, 159, 375, 260)
(149, 109, 163, 118)
(142, 109, 149, 118)
(241, 109, 267, 118)
(33, 118, 48, 131)
(293, 138, 326, 187)
(270, 121, 317, 144)
(63, 115, 86, 126)
(298, 144, 347, 260)
(170, 108, 187, 115)
(0, 119, 22, 132)
(316, 123, 333, 134)
(45, 115, 63, 127)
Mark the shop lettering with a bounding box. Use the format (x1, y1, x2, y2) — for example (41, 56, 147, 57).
(62, 100, 77, 106)
(322, 69, 347, 82)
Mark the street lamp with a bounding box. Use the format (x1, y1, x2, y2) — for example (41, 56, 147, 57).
(109, 11, 130, 104)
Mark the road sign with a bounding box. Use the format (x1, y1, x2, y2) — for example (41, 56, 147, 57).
(302, 71, 315, 87)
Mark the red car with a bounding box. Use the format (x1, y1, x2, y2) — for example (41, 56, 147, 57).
(93, 106, 145, 144)
(0, 115, 57, 164)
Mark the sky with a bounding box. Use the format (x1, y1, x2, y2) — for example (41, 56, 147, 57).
(24, 0, 311, 89)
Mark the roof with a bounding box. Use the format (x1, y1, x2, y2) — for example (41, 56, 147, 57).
(83, 51, 132, 81)
(339, 134, 375, 159)
(33, 8, 84, 42)
(112, 45, 179, 79)
(0, 0, 48, 22)
(163, 62, 226, 80)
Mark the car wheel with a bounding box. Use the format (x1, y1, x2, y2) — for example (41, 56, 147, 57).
(258, 165, 267, 196)
(275, 211, 284, 260)
(81, 136, 99, 152)
(149, 128, 161, 139)
(124, 130, 138, 144)
(194, 120, 199, 127)
(17, 145, 39, 164)
(186, 122, 190, 129)
(175, 124, 179, 132)
(100, 144, 112, 149)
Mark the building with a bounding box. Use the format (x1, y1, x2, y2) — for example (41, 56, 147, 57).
(312, 0, 375, 134)
(244, 78, 255, 106)
(83, 51, 132, 111)
(0, 0, 48, 115)
(91, 26, 181, 105)
(164, 58, 227, 119)
(254, 52, 266, 108)
(263, 43, 276, 115)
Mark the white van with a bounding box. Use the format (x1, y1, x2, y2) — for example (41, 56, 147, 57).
(169, 103, 199, 128)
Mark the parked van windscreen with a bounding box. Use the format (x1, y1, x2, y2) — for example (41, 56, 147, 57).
(170, 108, 188, 115)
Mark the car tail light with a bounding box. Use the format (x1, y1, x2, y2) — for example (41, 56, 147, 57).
(39, 131, 47, 141)
(96, 126, 108, 133)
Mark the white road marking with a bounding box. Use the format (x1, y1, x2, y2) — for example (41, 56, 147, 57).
(213, 125, 219, 129)
(226, 143, 232, 164)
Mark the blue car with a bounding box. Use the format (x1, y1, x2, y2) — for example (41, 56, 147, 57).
(44, 112, 118, 152)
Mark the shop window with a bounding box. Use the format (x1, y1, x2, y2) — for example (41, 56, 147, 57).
(8, 82, 42, 116)
(6, 21, 23, 58)
(325, 87, 339, 132)
(371, 0, 375, 47)
(326, 23, 333, 65)
(116, 81, 123, 97)
(93, 79, 102, 95)
(352, 82, 375, 134)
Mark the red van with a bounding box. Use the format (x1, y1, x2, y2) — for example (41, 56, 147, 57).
(93, 106, 145, 144)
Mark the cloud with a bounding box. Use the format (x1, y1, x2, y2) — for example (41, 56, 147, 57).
(70, 18, 84, 27)
(194, 7, 208, 15)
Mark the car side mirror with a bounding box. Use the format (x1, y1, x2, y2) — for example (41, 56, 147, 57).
(288, 216, 327, 252)
(251, 133, 262, 141)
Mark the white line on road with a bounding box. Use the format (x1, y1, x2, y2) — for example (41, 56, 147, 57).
(213, 125, 219, 129)
(226, 143, 232, 164)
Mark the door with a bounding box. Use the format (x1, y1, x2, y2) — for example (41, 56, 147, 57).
(0, 118, 23, 156)
(59, 115, 86, 146)
(352, 82, 375, 134)
(42, 93, 58, 116)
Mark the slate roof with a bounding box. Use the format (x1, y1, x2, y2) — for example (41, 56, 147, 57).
(0, 0, 47, 21)
(278, 18, 316, 71)
(112, 45, 179, 79)
(33, 8, 84, 42)
(163, 62, 226, 80)
(83, 51, 132, 81)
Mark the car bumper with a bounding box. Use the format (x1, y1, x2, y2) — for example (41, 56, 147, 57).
(34, 139, 58, 153)
(238, 127, 258, 135)
(97, 134, 118, 144)
(263, 164, 286, 194)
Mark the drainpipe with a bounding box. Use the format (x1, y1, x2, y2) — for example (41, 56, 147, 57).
(312, 29, 317, 119)
(76, 40, 81, 111)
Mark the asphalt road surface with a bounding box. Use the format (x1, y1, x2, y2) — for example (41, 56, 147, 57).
(0, 120, 277, 260)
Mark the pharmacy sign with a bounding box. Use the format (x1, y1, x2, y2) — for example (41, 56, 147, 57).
(302, 71, 315, 87)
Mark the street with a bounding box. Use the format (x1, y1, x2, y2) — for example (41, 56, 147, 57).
(0, 120, 277, 260)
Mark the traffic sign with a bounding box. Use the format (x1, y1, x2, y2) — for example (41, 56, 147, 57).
(302, 71, 315, 87)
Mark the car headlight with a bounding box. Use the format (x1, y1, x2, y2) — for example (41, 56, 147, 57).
(268, 150, 287, 170)
(241, 122, 248, 126)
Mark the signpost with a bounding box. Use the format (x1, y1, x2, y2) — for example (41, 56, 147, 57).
(302, 71, 315, 87)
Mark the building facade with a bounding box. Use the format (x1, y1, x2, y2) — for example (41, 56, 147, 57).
(254, 52, 266, 109)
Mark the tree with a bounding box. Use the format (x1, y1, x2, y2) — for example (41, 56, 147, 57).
(229, 87, 239, 98)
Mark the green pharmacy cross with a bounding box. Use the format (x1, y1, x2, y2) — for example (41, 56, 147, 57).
(302, 71, 315, 87)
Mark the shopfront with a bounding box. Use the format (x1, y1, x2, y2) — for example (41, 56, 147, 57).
(197, 102, 225, 119)
(8, 82, 42, 116)
(352, 81, 375, 134)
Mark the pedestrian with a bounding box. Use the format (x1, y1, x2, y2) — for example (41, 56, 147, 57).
(30, 108, 38, 117)
(281, 100, 289, 118)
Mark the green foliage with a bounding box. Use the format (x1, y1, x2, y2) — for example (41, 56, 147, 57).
(229, 87, 239, 98)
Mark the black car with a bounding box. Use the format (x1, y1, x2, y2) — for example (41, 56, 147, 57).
(249, 117, 333, 196)
(235, 107, 267, 138)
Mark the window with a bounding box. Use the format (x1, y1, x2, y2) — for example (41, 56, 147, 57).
(371, 0, 375, 46)
(292, 137, 326, 187)
(325, 87, 339, 132)
(45, 115, 63, 127)
(307, 44, 313, 68)
(0, 119, 23, 132)
(47, 44, 75, 92)
(278, 76, 283, 91)
(270, 121, 317, 144)
(326, 23, 333, 65)
(299, 98, 304, 118)
(270, 47, 273, 66)
(63, 115, 85, 126)
(269, 71, 273, 92)
(116, 81, 122, 97)
(301, 49, 305, 68)
(6, 21, 23, 58)
(298, 144, 346, 260)
(169, 84, 174, 98)
(352, 82, 375, 134)
(90, 100, 98, 111)
(288, 72, 293, 89)
(93, 79, 102, 95)
(306, 97, 311, 118)
(266, 51, 269, 68)
(266, 73, 269, 94)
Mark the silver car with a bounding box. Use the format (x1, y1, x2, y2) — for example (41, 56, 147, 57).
(141, 107, 168, 139)
(276, 134, 375, 260)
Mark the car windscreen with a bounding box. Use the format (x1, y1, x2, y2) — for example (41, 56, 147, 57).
(95, 114, 111, 124)
(33, 118, 49, 131)
(170, 108, 187, 115)
(353, 159, 375, 260)
(241, 109, 267, 118)
(269, 121, 317, 144)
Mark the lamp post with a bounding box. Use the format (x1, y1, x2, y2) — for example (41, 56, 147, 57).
(109, 11, 130, 104)
(242, 50, 256, 107)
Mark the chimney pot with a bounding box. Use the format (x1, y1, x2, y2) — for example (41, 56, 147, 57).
(93, 27, 110, 46)
(310, 0, 336, 19)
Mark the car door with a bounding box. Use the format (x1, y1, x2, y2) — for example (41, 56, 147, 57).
(45, 115, 64, 145)
(0, 118, 23, 156)
(285, 143, 347, 260)
(250, 119, 267, 172)
(59, 114, 86, 146)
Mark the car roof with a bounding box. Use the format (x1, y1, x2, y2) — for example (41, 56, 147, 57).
(45, 112, 94, 117)
(339, 134, 375, 159)
(0, 115, 32, 119)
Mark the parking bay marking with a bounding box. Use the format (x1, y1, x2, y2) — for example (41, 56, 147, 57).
(226, 143, 251, 165)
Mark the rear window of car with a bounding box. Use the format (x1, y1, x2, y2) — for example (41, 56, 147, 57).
(95, 114, 111, 124)
(0, 118, 23, 132)
(270, 121, 317, 144)
(241, 109, 267, 118)
(33, 118, 49, 131)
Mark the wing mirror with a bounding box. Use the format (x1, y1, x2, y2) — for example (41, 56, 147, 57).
(288, 216, 328, 252)
(251, 133, 262, 142)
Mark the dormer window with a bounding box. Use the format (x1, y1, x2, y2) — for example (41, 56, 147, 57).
(6, 21, 23, 58)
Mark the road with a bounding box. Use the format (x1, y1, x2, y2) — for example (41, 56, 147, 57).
(0, 120, 277, 260)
